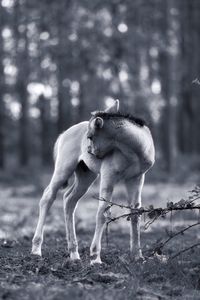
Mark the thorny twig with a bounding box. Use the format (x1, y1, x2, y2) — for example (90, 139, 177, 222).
(96, 197, 200, 225)
(93, 186, 200, 259)
(93, 186, 200, 227)
(161, 221, 200, 249)
(144, 214, 161, 229)
(147, 221, 200, 257)
(171, 242, 200, 260)
(93, 195, 131, 210)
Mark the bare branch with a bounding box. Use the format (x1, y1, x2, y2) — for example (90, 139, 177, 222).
(171, 242, 200, 260)
(93, 195, 200, 224)
(161, 221, 200, 248)
(92, 188, 200, 260)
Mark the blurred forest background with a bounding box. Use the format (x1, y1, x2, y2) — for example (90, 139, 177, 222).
(0, 0, 200, 179)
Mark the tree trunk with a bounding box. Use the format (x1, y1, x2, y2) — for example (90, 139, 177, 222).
(0, 71, 5, 168)
(159, 0, 180, 173)
(0, 8, 5, 168)
(190, 0, 200, 153)
(19, 84, 29, 166)
(39, 95, 52, 165)
(56, 3, 72, 134)
(13, 1, 30, 166)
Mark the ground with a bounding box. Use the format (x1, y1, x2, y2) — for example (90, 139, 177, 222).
(0, 170, 200, 300)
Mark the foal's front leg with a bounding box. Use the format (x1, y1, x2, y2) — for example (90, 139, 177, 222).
(125, 174, 145, 259)
(90, 168, 115, 264)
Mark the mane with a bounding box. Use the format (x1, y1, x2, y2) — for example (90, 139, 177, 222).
(93, 111, 146, 127)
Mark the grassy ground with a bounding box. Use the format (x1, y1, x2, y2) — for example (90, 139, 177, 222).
(0, 171, 200, 299)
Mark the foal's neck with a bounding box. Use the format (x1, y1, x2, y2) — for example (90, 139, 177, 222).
(107, 120, 145, 158)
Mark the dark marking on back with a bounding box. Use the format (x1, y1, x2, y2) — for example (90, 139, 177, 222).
(78, 160, 89, 172)
(93, 111, 146, 127)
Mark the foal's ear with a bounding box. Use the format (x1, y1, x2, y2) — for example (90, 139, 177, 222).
(94, 117, 104, 129)
(91, 111, 98, 116)
(105, 99, 120, 113)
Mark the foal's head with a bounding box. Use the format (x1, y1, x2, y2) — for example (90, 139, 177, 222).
(87, 101, 146, 158)
(87, 100, 119, 158)
(87, 115, 113, 158)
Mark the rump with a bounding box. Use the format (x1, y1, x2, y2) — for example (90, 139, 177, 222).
(53, 133, 63, 161)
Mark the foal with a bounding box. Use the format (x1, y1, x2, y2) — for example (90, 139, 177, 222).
(32, 101, 155, 264)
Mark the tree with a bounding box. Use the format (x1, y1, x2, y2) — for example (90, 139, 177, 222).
(159, 0, 180, 172)
(13, 0, 30, 166)
(39, 94, 52, 165)
(0, 4, 6, 169)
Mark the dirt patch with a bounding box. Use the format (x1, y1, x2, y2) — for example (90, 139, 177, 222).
(1, 229, 200, 300)
(1, 182, 200, 299)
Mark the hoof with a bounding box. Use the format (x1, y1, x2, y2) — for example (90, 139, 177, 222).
(70, 252, 80, 261)
(31, 246, 42, 257)
(90, 255, 102, 265)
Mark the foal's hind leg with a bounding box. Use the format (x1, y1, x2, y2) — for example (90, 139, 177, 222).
(125, 174, 145, 259)
(63, 161, 96, 260)
(32, 175, 64, 256)
(32, 161, 77, 256)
